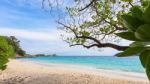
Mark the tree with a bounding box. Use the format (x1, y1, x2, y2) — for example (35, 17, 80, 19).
(43, 0, 150, 80)
(0, 36, 15, 70)
(6, 36, 26, 56)
(57, 0, 135, 51)
(0, 36, 25, 70)
(17, 49, 26, 56)
(54, 0, 149, 51)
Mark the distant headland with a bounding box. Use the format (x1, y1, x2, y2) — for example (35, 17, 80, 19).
(17, 54, 58, 58)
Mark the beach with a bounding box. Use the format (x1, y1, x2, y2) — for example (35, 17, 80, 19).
(0, 60, 149, 84)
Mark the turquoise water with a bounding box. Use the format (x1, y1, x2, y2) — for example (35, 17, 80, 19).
(18, 56, 145, 73)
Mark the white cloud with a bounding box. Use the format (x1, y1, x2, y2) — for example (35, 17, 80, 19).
(0, 27, 123, 56)
(0, 28, 60, 42)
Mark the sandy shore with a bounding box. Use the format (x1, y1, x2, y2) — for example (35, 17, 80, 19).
(0, 60, 149, 84)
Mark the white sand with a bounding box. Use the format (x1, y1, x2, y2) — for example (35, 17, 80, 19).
(0, 60, 149, 84)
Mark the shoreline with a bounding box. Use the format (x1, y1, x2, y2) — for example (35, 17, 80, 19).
(18, 59, 146, 76)
(18, 58, 145, 73)
(17, 60, 148, 80)
(0, 59, 149, 84)
(17, 56, 144, 74)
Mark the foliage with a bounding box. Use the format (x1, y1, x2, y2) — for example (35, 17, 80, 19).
(58, 0, 146, 51)
(17, 49, 26, 56)
(43, 0, 150, 80)
(116, 5, 150, 80)
(0, 36, 15, 70)
(0, 36, 25, 70)
(6, 36, 26, 56)
(54, 0, 150, 80)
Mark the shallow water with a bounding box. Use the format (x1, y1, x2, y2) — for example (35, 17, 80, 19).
(18, 56, 145, 73)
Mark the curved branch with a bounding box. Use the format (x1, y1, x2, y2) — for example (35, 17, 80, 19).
(70, 42, 128, 51)
(76, 36, 129, 51)
(79, 0, 96, 11)
(77, 36, 101, 45)
(104, 20, 126, 31)
(98, 43, 129, 51)
(58, 21, 129, 51)
(70, 44, 99, 49)
(57, 21, 78, 37)
(129, 1, 134, 7)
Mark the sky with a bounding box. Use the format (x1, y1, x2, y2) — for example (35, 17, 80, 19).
(0, 0, 130, 56)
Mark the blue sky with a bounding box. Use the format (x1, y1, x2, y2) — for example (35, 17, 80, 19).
(0, 0, 130, 56)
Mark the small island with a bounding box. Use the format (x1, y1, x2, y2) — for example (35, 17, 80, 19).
(24, 54, 58, 58)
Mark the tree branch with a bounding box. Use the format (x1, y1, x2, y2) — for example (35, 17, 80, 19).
(70, 44, 99, 49)
(79, 0, 96, 11)
(70, 42, 128, 51)
(104, 20, 126, 31)
(77, 36, 101, 45)
(57, 21, 78, 37)
(58, 21, 129, 51)
(129, 1, 134, 7)
(98, 43, 129, 51)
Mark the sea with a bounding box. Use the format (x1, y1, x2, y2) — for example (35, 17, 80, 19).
(17, 56, 145, 73)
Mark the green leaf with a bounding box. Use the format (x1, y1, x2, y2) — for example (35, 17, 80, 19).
(0, 36, 15, 70)
(0, 65, 7, 71)
(142, 5, 150, 23)
(121, 0, 133, 2)
(116, 32, 139, 41)
(130, 41, 150, 47)
(81, 39, 86, 44)
(111, 0, 116, 4)
(116, 47, 145, 57)
(135, 24, 150, 41)
(139, 50, 149, 68)
(130, 6, 143, 19)
(141, 0, 150, 7)
(82, 31, 90, 36)
(146, 51, 150, 80)
(122, 15, 143, 32)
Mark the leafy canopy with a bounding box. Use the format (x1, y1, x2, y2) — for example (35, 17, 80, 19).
(0, 36, 25, 70)
(0, 36, 15, 70)
(53, 0, 150, 81)
(6, 36, 26, 56)
(57, 0, 150, 51)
